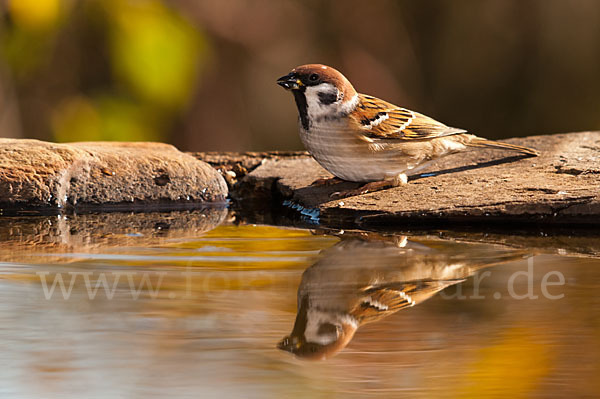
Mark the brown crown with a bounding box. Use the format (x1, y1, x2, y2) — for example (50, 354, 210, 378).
(292, 64, 357, 100)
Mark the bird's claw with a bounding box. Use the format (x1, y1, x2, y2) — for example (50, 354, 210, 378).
(311, 176, 344, 187)
(329, 188, 368, 199)
(329, 180, 394, 199)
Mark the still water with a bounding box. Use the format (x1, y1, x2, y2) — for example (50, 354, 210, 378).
(1, 208, 599, 398)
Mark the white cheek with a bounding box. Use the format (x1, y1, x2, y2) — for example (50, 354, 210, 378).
(304, 83, 338, 118)
(304, 309, 339, 345)
(341, 93, 359, 114)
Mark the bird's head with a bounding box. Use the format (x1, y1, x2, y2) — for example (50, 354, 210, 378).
(277, 295, 358, 360)
(277, 64, 358, 128)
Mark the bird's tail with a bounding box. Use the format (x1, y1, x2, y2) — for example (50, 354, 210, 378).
(467, 137, 539, 157)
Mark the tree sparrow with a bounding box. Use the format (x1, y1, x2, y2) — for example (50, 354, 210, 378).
(277, 235, 527, 360)
(277, 64, 539, 197)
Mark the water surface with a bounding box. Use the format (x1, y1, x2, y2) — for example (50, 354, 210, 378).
(1, 209, 599, 398)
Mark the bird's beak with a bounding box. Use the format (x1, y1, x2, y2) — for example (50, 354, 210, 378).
(277, 73, 303, 90)
(277, 336, 300, 352)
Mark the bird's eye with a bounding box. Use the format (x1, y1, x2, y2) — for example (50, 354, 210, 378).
(309, 73, 320, 82)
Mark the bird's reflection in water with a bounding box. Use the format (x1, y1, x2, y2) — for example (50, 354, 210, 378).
(278, 234, 526, 360)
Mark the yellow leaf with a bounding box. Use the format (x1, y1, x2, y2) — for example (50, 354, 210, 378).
(8, 0, 61, 30)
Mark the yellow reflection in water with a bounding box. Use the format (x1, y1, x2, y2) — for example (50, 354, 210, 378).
(458, 328, 552, 398)
(2, 218, 600, 397)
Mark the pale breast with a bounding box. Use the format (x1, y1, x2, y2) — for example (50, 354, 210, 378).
(298, 119, 416, 182)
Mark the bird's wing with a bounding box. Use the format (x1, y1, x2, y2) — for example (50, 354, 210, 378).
(350, 280, 459, 324)
(350, 94, 466, 141)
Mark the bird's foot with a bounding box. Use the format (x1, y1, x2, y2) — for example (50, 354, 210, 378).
(310, 176, 344, 187)
(330, 180, 393, 199)
(329, 174, 407, 199)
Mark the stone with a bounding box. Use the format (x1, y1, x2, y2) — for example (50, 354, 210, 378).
(0, 139, 228, 213)
(0, 208, 228, 263)
(190, 150, 308, 192)
(230, 132, 600, 227)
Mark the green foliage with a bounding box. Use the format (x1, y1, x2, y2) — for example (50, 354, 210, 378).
(106, 0, 208, 109)
(2, 0, 209, 142)
(52, 95, 164, 142)
(1, 0, 64, 79)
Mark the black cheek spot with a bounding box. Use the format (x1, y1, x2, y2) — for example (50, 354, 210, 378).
(317, 323, 338, 336)
(318, 91, 338, 105)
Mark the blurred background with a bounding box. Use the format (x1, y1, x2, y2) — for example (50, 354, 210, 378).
(0, 0, 599, 151)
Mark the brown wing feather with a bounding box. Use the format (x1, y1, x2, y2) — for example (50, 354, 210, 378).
(350, 280, 458, 324)
(351, 94, 466, 141)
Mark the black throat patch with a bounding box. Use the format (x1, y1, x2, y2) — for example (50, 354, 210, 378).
(292, 90, 310, 130)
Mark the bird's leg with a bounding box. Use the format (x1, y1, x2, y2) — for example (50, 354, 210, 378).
(310, 176, 344, 187)
(330, 173, 407, 199)
(330, 180, 391, 198)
